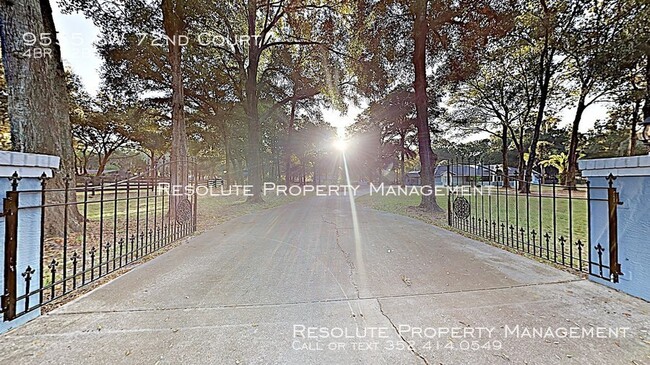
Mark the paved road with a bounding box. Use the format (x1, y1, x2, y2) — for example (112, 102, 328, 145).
(1, 195, 649, 364)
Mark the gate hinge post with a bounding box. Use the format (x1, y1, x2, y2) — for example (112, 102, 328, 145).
(606, 174, 622, 283)
(2, 190, 19, 321)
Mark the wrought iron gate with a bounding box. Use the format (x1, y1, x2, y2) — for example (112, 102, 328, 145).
(1, 161, 198, 321)
(446, 158, 622, 280)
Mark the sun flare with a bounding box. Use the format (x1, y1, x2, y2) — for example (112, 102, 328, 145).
(333, 138, 348, 152)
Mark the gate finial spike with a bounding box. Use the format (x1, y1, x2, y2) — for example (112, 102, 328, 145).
(606, 173, 617, 188)
(21, 266, 35, 279)
(9, 171, 21, 191)
(39, 172, 49, 187)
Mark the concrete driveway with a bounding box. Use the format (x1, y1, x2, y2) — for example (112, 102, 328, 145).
(1, 195, 649, 364)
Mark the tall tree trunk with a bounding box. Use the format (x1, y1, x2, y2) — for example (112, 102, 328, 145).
(1, 0, 82, 235)
(501, 123, 509, 188)
(162, 0, 189, 222)
(509, 129, 525, 185)
(149, 150, 157, 177)
(268, 143, 275, 182)
(517, 150, 525, 181)
(412, 0, 441, 212)
(82, 152, 89, 175)
(301, 154, 306, 185)
(96, 154, 109, 176)
(400, 130, 406, 187)
(400, 149, 405, 187)
(523, 12, 557, 193)
(284, 99, 296, 185)
(523, 57, 551, 193)
(565, 96, 586, 189)
(643, 52, 650, 121)
(629, 99, 641, 156)
(232, 158, 240, 185)
(222, 129, 230, 187)
(244, 1, 264, 203)
(276, 152, 281, 182)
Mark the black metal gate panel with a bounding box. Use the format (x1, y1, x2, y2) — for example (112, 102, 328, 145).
(1, 160, 199, 321)
(446, 158, 621, 279)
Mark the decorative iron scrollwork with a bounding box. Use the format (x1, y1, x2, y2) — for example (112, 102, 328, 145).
(176, 198, 193, 224)
(453, 197, 471, 219)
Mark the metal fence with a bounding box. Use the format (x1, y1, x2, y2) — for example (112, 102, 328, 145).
(446, 158, 621, 280)
(1, 162, 198, 321)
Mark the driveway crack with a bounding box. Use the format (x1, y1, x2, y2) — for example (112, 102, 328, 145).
(322, 216, 361, 300)
(377, 298, 430, 365)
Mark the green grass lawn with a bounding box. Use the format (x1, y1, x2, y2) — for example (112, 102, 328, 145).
(455, 188, 588, 246)
(77, 189, 167, 221)
(356, 186, 589, 270)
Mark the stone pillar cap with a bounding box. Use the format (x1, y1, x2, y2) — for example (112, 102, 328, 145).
(578, 155, 650, 177)
(0, 151, 60, 178)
